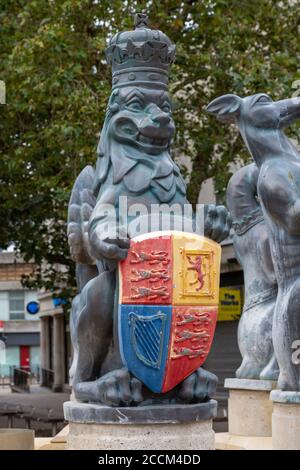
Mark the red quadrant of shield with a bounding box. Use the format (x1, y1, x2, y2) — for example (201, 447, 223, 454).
(120, 235, 173, 305)
(162, 306, 218, 393)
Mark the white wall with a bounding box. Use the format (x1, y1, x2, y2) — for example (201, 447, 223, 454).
(0, 290, 38, 321)
(5, 346, 19, 367)
(0, 291, 9, 321)
(30, 346, 40, 367)
(0, 340, 6, 366)
(198, 177, 217, 205)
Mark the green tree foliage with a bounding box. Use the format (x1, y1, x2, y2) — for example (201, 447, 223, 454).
(0, 0, 299, 298)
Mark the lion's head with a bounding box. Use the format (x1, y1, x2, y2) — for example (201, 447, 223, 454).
(106, 86, 175, 155)
(94, 85, 182, 200)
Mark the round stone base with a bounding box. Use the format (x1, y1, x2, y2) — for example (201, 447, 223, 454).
(271, 390, 300, 450)
(64, 400, 217, 450)
(224, 378, 276, 437)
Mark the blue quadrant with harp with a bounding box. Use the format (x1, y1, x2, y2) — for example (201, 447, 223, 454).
(119, 305, 172, 392)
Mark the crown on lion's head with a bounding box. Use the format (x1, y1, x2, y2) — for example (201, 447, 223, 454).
(105, 13, 176, 91)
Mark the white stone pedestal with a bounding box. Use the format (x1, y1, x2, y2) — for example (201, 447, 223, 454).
(64, 400, 217, 450)
(225, 378, 276, 438)
(271, 390, 300, 450)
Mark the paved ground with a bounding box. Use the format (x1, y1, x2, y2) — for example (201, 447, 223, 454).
(0, 386, 69, 437)
(0, 385, 228, 436)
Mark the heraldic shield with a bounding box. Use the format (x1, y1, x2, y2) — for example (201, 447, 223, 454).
(118, 231, 221, 393)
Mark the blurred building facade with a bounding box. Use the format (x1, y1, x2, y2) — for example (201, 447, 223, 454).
(0, 251, 40, 377)
(38, 292, 71, 392)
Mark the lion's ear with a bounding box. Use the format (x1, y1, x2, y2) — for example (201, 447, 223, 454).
(206, 94, 242, 123)
(108, 89, 120, 113)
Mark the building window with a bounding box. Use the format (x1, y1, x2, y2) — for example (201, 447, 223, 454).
(9, 291, 25, 320)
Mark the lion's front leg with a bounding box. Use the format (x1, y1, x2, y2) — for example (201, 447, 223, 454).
(178, 368, 217, 403)
(203, 204, 232, 243)
(75, 368, 143, 406)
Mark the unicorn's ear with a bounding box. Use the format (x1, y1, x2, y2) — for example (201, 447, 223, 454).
(206, 94, 242, 123)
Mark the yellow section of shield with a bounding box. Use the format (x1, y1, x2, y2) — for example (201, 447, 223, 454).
(172, 233, 221, 306)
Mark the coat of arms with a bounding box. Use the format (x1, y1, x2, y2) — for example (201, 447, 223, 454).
(118, 230, 221, 393)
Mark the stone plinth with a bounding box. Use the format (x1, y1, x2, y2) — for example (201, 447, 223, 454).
(215, 432, 272, 450)
(64, 400, 217, 450)
(225, 378, 276, 437)
(271, 390, 300, 450)
(0, 429, 34, 450)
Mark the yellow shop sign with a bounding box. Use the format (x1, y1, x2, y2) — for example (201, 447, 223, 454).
(218, 287, 242, 321)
